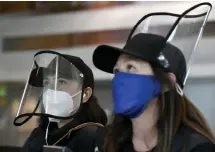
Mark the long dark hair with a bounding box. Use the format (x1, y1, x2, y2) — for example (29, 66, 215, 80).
(75, 94, 108, 126)
(103, 67, 215, 152)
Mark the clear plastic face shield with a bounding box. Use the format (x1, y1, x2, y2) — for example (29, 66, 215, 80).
(128, 2, 212, 86)
(14, 51, 84, 126)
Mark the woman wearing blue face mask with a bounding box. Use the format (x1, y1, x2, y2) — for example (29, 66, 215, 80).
(92, 3, 215, 152)
(13, 51, 107, 152)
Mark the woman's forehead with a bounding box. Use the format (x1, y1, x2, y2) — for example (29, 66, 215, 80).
(45, 75, 77, 80)
(116, 54, 148, 65)
(45, 75, 80, 83)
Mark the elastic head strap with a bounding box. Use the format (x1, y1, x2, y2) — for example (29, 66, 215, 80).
(176, 83, 183, 96)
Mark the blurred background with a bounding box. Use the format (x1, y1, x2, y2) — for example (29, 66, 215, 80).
(0, 1, 215, 147)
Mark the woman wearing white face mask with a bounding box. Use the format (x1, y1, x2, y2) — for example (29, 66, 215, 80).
(93, 3, 215, 152)
(13, 50, 107, 152)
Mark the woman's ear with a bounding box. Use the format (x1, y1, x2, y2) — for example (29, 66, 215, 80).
(168, 72, 183, 96)
(162, 72, 177, 92)
(168, 72, 177, 84)
(82, 87, 92, 103)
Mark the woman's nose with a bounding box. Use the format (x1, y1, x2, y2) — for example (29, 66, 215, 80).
(47, 81, 58, 90)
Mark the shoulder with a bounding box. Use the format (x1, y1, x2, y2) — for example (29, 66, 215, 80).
(188, 132, 215, 152)
(96, 124, 109, 138)
(22, 127, 45, 152)
(75, 125, 102, 139)
(173, 125, 214, 152)
(67, 125, 104, 152)
(25, 127, 45, 143)
(94, 125, 111, 152)
(190, 142, 215, 152)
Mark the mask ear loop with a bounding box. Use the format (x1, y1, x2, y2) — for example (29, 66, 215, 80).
(71, 90, 82, 98)
(45, 121, 51, 145)
(68, 90, 82, 114)
(176, 83, 183, 96)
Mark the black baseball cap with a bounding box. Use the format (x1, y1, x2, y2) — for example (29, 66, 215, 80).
(29, 51, 94, 90)
(93, 33, 186, 88)
(62, 54, 95, 90)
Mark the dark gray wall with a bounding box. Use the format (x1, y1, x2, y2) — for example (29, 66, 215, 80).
(184, 78, 215, 135)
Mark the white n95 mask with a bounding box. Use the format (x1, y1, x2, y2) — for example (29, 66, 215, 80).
(42, 89, 81, 122)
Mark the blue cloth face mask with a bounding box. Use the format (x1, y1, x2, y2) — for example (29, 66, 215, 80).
(112, 72, 161, 118)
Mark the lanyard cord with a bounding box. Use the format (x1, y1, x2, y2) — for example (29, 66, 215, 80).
(52, 122, 104, 146)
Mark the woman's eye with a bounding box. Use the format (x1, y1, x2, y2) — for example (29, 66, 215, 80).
(127, 64, 135, 72)
(127, 64, 133, 69)
(127, 64, 135, 73)
(58, 80, 66, 85)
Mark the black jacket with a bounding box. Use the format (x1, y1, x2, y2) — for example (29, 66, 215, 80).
(95, 124, 215, 152)
(22, 119, 102, 152)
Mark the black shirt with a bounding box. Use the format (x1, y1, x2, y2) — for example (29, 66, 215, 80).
(22, 119, 101, 152)
(95, 125, 215, 152)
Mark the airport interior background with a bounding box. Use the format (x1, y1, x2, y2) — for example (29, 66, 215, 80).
(0, 1, 215, 148)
